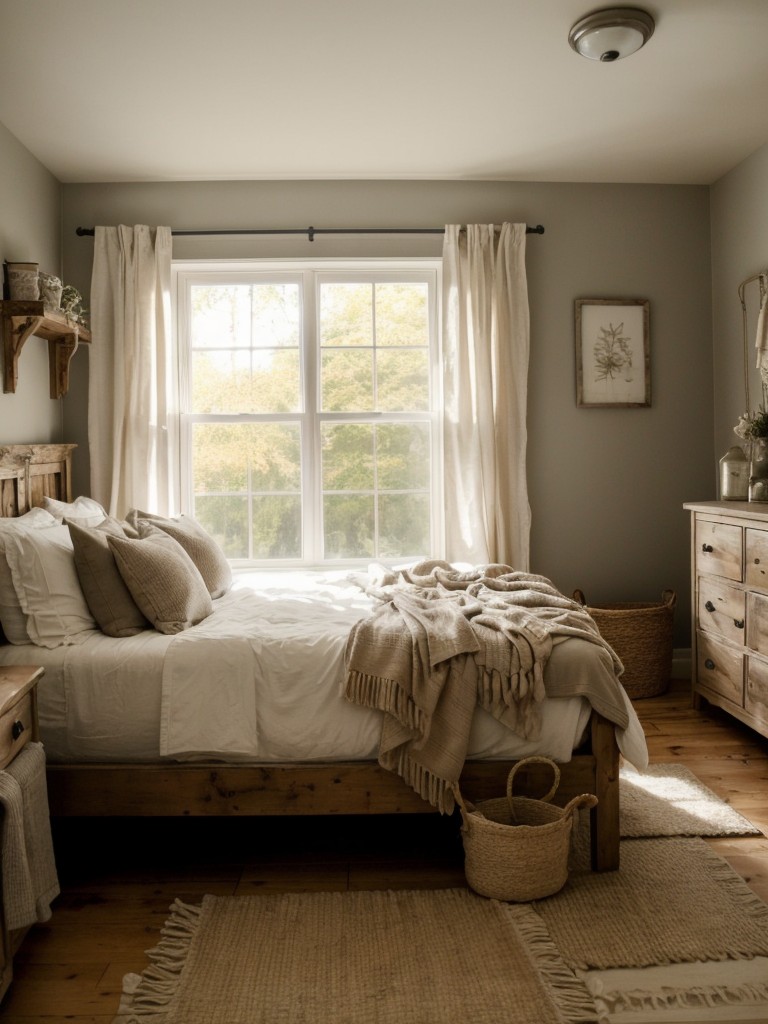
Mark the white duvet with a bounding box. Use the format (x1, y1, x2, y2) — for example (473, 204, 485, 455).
(0, 569, 647, 768)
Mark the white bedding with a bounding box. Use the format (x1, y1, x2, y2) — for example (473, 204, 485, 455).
(0, 568, 646, 768)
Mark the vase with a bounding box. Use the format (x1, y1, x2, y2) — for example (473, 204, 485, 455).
(748, 438, 768, 502)
(720, 445, 749, 500)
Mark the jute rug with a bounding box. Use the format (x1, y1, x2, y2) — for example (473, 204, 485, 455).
(113, 888, 596, 1024)
(115, 838, 768, 1024)
(532, 837, 768, 970)
(619, 763, 761, 838)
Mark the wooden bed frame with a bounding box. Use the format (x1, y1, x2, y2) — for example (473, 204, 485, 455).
(0, 443, 621, 871)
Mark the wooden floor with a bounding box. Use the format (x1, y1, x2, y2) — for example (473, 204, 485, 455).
(1, 678, 767, 1023)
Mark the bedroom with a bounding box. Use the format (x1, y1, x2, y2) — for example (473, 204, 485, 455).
(0, 1, 767, 1021)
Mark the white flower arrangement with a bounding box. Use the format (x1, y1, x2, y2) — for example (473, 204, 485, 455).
(734, 369, 768, 442)
(735, 410, 768, 442)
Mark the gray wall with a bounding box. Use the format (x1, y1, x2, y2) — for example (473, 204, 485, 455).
(61, 179, 713, 644)
(0, 122, 63, 443)
(711, 142, 768, 457)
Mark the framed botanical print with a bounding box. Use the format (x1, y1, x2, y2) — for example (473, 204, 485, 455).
(575, 298, 650, 407)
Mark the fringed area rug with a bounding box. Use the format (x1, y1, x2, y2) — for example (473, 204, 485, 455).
(532, 837, 768, 969)
(619, 763, 761, 838)
(526, 837, 768, 1023)
(113, 888, 597, 1024)
(115, 838, 768, 1024)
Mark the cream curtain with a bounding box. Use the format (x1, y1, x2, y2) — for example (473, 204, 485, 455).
(755, 274, 768, 393)
(442, 223, 531, 569)
(89, 225, 174, 519)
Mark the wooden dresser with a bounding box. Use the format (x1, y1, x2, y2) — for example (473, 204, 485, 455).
(684, 501, 768, 739)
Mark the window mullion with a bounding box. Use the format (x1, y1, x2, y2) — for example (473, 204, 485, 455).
(302, 270, 320, 563)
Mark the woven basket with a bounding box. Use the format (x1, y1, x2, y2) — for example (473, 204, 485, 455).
(574, 588, 676, 700)
(455, 757, 597, 902)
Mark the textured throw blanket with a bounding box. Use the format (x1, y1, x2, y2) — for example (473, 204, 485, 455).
(0, 742, 60, 930)
(345, 561, 628, 813)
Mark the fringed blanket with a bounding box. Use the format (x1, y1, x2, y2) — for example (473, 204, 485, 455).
(344, 561, 628, 813)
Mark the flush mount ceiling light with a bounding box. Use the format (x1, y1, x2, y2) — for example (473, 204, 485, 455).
(568, 6, 655, 62)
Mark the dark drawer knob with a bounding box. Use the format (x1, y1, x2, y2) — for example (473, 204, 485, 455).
(11, 720, 24, 741)
(704, 600, 716, 612)
(704, 658, 716, 670)
(702, 544, 714, 553)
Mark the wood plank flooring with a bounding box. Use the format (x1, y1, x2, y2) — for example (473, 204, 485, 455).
(2, 678, 767, 1023)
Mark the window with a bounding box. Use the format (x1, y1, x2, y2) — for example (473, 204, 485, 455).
(174, 262, 441, 565)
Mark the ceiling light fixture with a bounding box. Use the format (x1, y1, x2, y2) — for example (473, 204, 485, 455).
(568, 6, 655, 62)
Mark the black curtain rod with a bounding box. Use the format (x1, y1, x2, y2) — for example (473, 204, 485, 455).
(75, 224, 545, 241)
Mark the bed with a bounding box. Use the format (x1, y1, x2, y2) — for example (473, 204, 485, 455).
(0, 443, 649, 871)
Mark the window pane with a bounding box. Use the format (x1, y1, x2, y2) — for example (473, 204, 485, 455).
(192, 423, 248, 492)
(376, 349, 429, 412)
(191, 349, 300, 414)
(190, 282, 300, 413)
(321, 349, 374, 411)
(191, 285, 252, 349)
(193, 494, 249, 559)
(252, 496, 301, 559)
(192, 422, 300, 493)
(323, 495, 374, 559)
(250, 349, 301, 413)
(191, 422, 301, 560)
(375, 283, 428, 346)
(191, 283, 300, 349)
(321, 424, 374, 490)
(378, 494, 431, 559)
(376, 423, 431, 490)
(320, 283, 372, 347)
(249, 424, 301, 492)
(251, 283, 300, 348)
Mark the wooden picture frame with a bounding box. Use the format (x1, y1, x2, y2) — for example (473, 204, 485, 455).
(575, 298, 650, 407)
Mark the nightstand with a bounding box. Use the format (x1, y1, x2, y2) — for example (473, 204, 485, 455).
(0, 665, 44, 1003)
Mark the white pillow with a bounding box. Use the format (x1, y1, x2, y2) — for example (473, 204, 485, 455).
(0, 509, 59, 644)
(3, 524, 96, 648)
(42, 495, 106, 525)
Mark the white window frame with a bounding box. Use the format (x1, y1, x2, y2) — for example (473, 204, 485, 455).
(173, 258, 444, 567)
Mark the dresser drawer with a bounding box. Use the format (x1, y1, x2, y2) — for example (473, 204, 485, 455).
(0, 692, 32, 770)
(696, 632, 744, 706)
(695, 520, 742, 581)
(697, 577, 746, 645)
(745, 528, 768, 590)
(746, 657, 768, 733)
(746, 591, 768, 656)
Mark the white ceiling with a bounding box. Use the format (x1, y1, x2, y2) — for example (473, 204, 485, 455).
(2, 0, 768, 186)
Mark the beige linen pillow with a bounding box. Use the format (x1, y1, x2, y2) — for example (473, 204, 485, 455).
(68, 518, 148, 638)
(130, 511, 232, 598)
(107, 531, 213, 634)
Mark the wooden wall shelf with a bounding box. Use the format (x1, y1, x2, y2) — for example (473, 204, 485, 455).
(1, 300, 92, 400)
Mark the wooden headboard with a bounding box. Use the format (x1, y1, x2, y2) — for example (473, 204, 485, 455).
(0, 444, 76, 515)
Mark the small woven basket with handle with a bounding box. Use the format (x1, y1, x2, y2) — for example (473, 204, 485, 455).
(455, 756, 598, 902)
